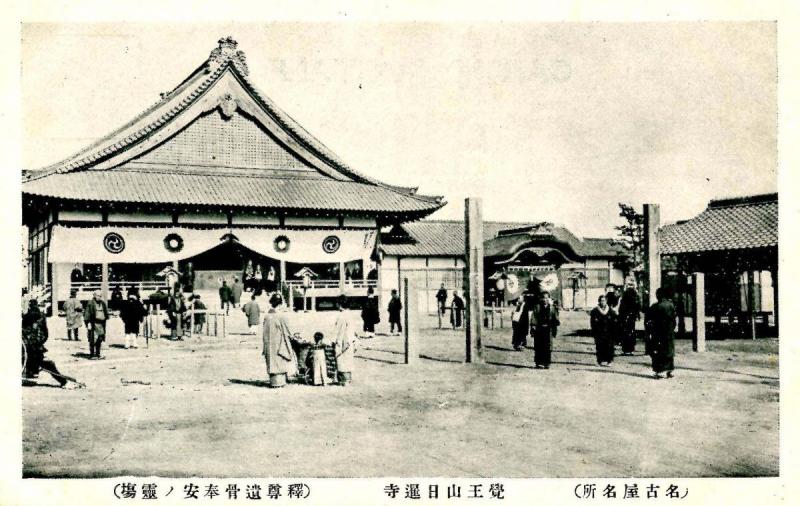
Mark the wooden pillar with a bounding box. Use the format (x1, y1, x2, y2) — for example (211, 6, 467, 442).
(288, 285, 294, 311)
(747, 270, 757, 339)
(465, 198, 484, 363)
(311, 284, 317, 312)
(279, 260, 286, 295)
(50, 263, 59, 313)
(692, 272, 706, 352)
(101, 263, 109, 301)
(772, 267, 779, 332)
(339, 261, 346, 293)
(403, 277, 418, 365)
(643, 204, 661, 306)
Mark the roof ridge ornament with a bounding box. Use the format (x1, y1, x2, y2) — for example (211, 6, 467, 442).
(207, 36, 249, 76)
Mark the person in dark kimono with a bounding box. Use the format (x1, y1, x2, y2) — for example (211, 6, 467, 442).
(436, 285, 448, 316)
(70, 264, 84, 284)
(605, 284, 620, 345)
(590, 295, 615, 366)
(510, 295, 530, 351)
(109, 285, 124, 311)
(119, 293, 147, 349)
(190, 294, 206, 334)
(618, 280, 641, 355)
(361, 287, 380, 337)
(388, 289, 403, 335)
(531, 291, 559, 369)
(84, 290, 109, 359)
(218, 280, 233, 315)
(450, 292, 464, 329)
(645, 288, 677, 379)
(23, 300, 80, 389)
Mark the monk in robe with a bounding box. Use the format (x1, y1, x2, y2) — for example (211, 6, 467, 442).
(262, 294, 297, 387)
(333, 295, 356, 385)
(590, 295, 615, 366)
(645, 287, 677, 379)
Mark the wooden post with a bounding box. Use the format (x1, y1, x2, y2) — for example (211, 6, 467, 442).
(643, 204, 661, 306)
(747, 270, 757, 339)
(311, 284, 317, 312)
(403, 277, 418, 365)
(222, 311, 227, 339)
(189, 300, 195, 340)
(692, 272, 706, 352)
(772, 267, 778, 332)
(288, 284, 294, 311)
(339, 261, 346, 293)
(465, 198, 484, 363)
(100, 263, 109, 301)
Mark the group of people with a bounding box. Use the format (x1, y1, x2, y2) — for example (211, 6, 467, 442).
(262, 294, 356, 387)
(435, 285, 465, 329)
(242, 260, 278, 295)
(589, 282, 676, 379)
(510, 290, 561, 368)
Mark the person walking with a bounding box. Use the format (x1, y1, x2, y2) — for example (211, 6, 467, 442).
(590, 295, 615, 366)
(510, 295, 530, 351)
(242, 294, 261, 335)
(531, 291, 559, 369)
(262, 293, 298, 387)
(333, 295, 357, 385)
(231, 277, 244, 308)
(618, 280, 641, 355)
(22, 300, 81, 389)
(119, 293, 147, 349)
(450, 291, 464, 329)
(361, 287, 380, 337)
(436, 284, 448, 316)
(84, 290, 109, 359)
(388, 289, 403, 336)
(63, 289, 83, 341)
(218, 280, 233, 315)
(645, 288, 677, 379)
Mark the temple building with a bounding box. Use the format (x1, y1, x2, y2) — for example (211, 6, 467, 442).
(379, 220, 627, 313)
(22, 37, 443, 311)
(659, 192, 778, 338)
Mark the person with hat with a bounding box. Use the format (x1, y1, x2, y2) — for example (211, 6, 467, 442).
(23, 299, 81, 389)
(83, 290, 109, 359)
(119, 292, 147, 349)
(63, 289, 83, 341)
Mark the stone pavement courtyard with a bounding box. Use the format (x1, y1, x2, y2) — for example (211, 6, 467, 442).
(22, 309, 778, 478)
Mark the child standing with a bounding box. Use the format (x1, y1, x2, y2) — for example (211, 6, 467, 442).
(305, 332, 331, 386)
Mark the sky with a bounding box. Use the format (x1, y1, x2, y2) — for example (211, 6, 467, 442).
(20, 22, 777, 238)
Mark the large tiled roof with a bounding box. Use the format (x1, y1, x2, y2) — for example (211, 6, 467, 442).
(380, 220, 624, 259)
(659, 193, 778, 254)
(22, 37, 443, 217)
(22, 168, 438, 213)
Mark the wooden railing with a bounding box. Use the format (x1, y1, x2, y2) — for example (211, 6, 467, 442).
(282, 279, 378, 291)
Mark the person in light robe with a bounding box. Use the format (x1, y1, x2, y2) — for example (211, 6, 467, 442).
(262, 293, 298, 387)
(242, 294, 261, 335)
(63, 289, 83, 341)
(333, 295, 356, 385)
(305, 332, 331, 386)
(231, 277, 244, 308)
(590, 295, 615, 366)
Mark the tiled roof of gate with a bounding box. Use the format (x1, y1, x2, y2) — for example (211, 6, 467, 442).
(659, 193, 778, 254)
(381, 220, 624, 259)
(21, 37, 443, 217)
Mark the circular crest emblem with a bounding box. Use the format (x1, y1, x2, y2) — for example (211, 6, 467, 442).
(103, 232, 125, 254)
(163, 233, 184, 253)
(322, 235, 341, 254)
(273, 235, 291, 253)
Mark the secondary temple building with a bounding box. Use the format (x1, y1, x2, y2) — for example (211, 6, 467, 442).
(22, 37, 444, 311)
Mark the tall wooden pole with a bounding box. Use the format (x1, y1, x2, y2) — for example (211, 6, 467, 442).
(692, 272, 706, 352)
(101, 263, 109, 301)
(643, 204, 661, 306)
(465, 198, 484, 363)
(403, 277, 419, 365)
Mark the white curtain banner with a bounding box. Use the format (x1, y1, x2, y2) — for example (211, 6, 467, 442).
(48, 226, 377, 264)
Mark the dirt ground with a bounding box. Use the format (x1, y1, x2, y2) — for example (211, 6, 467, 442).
(22, 309, 779, 478)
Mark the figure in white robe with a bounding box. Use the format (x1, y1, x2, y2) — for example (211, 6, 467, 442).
(332, 300, 356, 385)
(262, 298, 298, 386)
